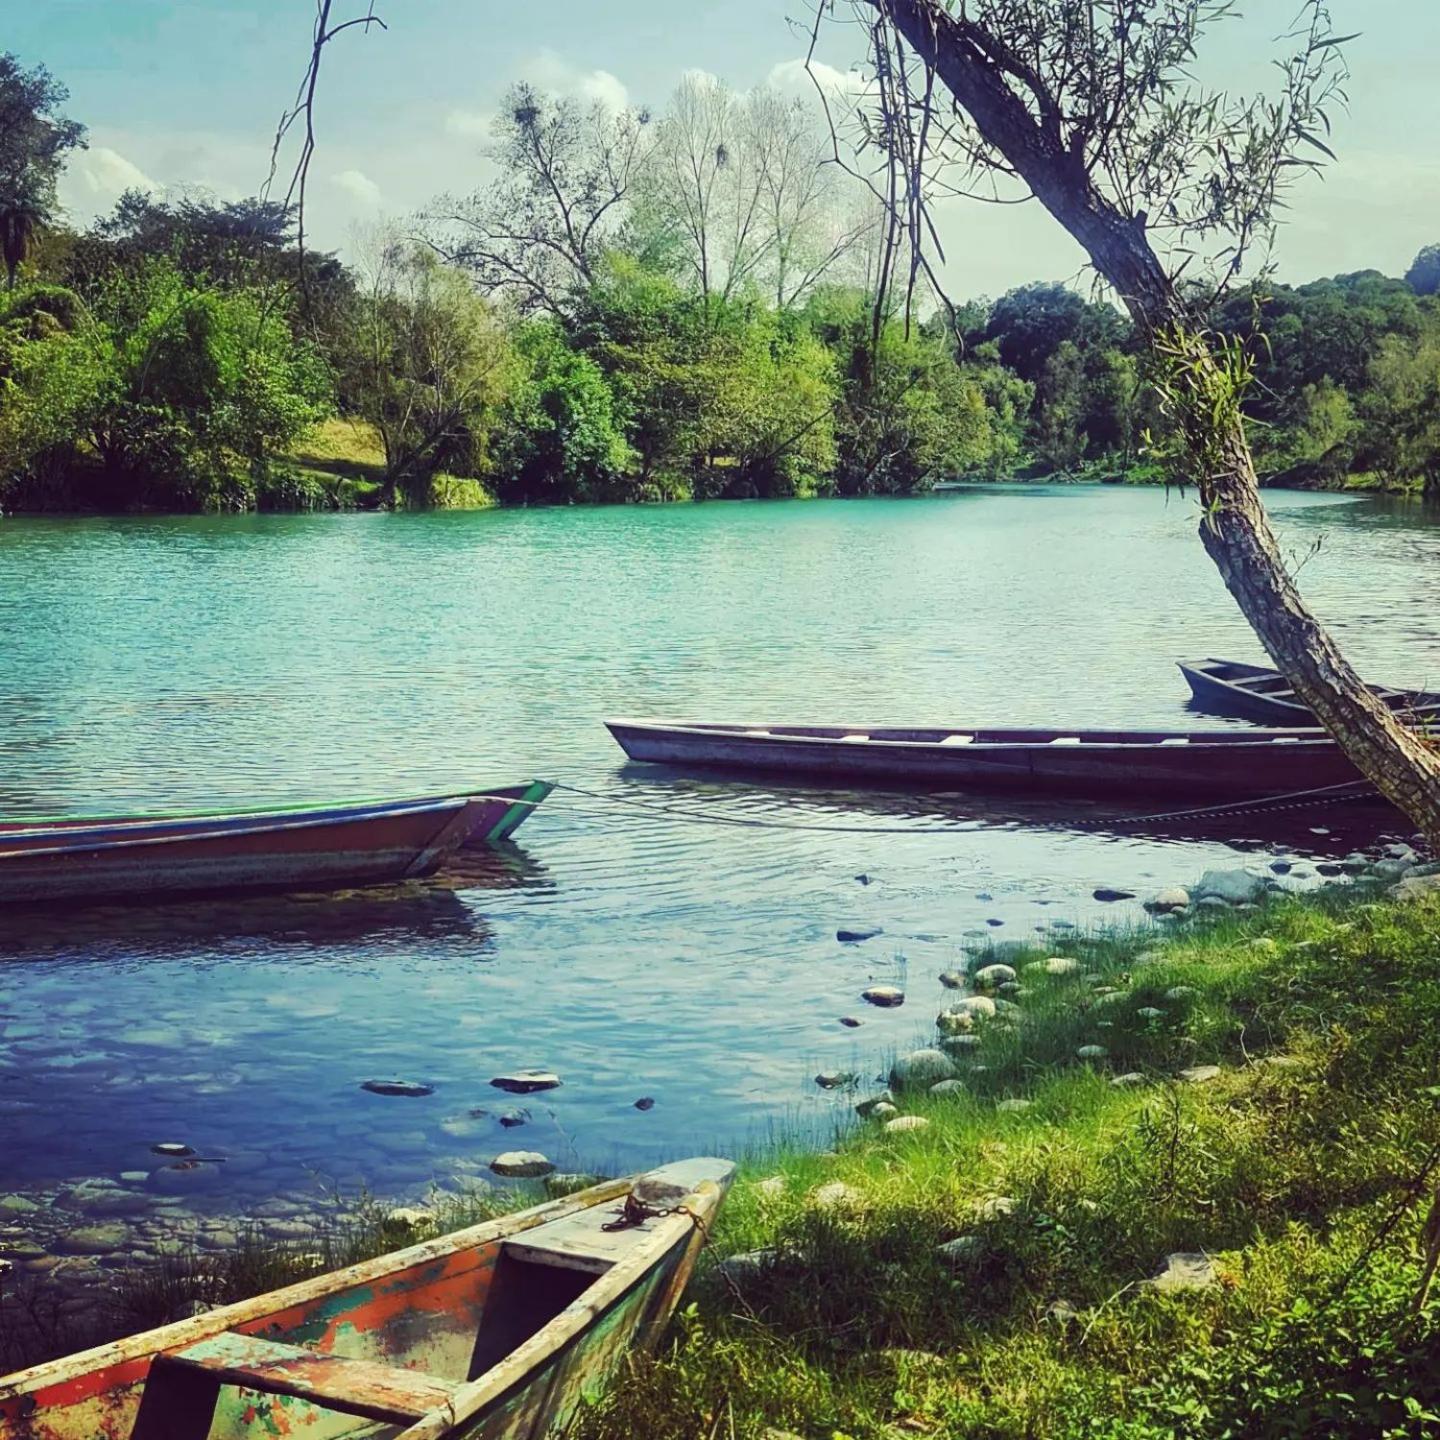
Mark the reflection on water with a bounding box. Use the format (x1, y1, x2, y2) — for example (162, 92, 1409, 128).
(0, 487, 1433, 1202)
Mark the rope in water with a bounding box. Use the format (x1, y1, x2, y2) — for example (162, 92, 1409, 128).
(547, 776, 1382, 837)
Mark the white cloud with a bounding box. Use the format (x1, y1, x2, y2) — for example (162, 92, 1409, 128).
(332, 168, 382, 208)
(519, 50, 630, 113)
(766, 57, 868, 101)
(60, 145, 159, 218)
(445, 107, 493, 140)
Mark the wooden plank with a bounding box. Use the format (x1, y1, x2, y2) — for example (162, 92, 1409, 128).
(160, 1333, 459, 1425)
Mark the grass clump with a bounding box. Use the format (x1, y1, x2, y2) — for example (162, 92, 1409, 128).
(573, 892, 1440, 1440)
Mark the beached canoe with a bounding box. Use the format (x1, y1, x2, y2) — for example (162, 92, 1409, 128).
(606, 718, 1367, 798)
(1179, 657, 1440, 726)
(0, 1159, 732, 1440)
(0, 781, 552, 906)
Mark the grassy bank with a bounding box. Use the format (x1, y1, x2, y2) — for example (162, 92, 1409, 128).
(573, 889, 1440, 1440)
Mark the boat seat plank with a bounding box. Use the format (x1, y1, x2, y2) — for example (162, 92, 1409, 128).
(152, 1332, 461, 1424)
(503, 1196, 651, 1275)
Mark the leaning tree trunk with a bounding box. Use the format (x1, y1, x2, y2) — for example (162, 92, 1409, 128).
(875, 0, 1440, 843)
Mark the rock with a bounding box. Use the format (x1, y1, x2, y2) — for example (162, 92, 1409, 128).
(976, 1195, 1017, 1220)
(1390, 872, 1440, 903)
(939, 996, 997, 1031)
(1269, 860, 1293, 875)
(362, 1079, 434, 1098)
(1164, 986, 1199, 1003)
(545, 1173, 603, 1198)
(838, 1016, 863, 1028)
(1136, 1007, 1165, 1021)
(938, 1234, 982, 1266)
(717, 1249, 776, 1287)
(996, 1098, 1031, 1114)
(1316, 862, 1345, 877)
(938, 1033, 981, 1054)
(861, 985, 905, 1008)
(55, 1223, 130, 1255)
(1369, 860, 1410, 883)
(499, 1109, 530, 1128)
(756, 1176, 786, 1198)
(1111, 1072, 1147, 1088)
(814, 1071, 857, 1090)
(855, 1090, 896, 1118)
(883, 1115, 930, 1134)
(1093, 888, 1136, 903)
(489, 1151, 555, 1179)
(1385, 842, 1418, 863)
(854, 873, 873, 885)
(890, 1049, 958, 1090)
(1341, 853, 1369, 874)
(0, 1194, 40, 1216)
(490, 1071, 561, 1094)
(870, 1101, 899, 1120)
(150, 1143, 194, 1158)
(973, 963, 1017, 989)
(1146, 888, 1191, 913)
(1076, 1045, 1109, 1061)
(1191, 869, 1266, 905)
(119, 1171, 150, 1184)
(811, 1181, 859, 1209)
(1178, 1065, 1221, 1084)
(986, 918, 1004, 927)
(385, 1207, 434, 1229)
(1195, 896, 1231, 911)
(976, 892, 994, 902)
(633, 1096, 655, 1111)
(837, 925, 883, 943)
(1147, 1252, 1218, 1292)
(938, 970, 967, 990)
(929, 1079, 967, 1097)
(1027, 956, 1080, 977)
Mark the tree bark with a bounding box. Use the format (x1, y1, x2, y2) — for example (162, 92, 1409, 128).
(875, 0, 1440, 841)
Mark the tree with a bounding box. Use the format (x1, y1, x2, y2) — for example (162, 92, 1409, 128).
(348, 233, 517, 504)
(1405, 244, 1440, 298)
(0, 54, 86, 288)
(431, 83, 655, 317)
(818, 0, 1440, 839)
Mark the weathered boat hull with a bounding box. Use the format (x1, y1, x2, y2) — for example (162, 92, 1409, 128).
(0, 1159, 732, 1440)
(0, 782, 552, 906)
(1181, 657, 1440, 726)
(606, 718, 1367, 798)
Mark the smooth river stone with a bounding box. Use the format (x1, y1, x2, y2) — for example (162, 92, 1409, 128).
(490, 1152, 555, 1179)
(490, 1071, 562, 1094)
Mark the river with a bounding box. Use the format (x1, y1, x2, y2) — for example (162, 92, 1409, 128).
(0, 485, 1436, 1210)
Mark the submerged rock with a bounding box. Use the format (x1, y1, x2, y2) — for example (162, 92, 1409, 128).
(633, 1096, 656, 1111)
(1093, 888, 1136, 903)
(362, 1079, 434, 1098)
(490, 1071, 561, 1094)
(837, 925, 884, 943)
(838, 1016, 863, 1028)
(498, 1109, 530, 1128)
(489, 1151, 555, 1179)
(814, 1071, 858, 1090)
(55, 1223, 130, 1255)
(861, 985, 905, 1008)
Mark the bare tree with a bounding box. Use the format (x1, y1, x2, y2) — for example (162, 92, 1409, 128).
(429, 84, 655, 316)
(813, 0, 1440, 839)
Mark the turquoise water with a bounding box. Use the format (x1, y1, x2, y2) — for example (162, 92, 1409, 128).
(0, 487, 1436, 1203)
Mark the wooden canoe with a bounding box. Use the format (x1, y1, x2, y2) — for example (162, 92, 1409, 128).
(1180, 657, 1440, 726)
(0, 1159, 733, 1440)
(0, 782, 552, 906)
(606, 718, 1368, 798)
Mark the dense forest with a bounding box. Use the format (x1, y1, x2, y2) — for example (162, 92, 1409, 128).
(2, 52, 1439, 513)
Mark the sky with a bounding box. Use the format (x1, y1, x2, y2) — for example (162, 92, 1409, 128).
(12, 0, 1440, 300)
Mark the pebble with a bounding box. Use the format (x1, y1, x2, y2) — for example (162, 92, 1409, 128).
(861, 985, 905, 1008)
(490, 1071, 561, 1094)
(490, 1151, 555, 1179)
(837, 925, 883, 943)
(883, 1115, 930, 1134)
(362, 1080, 434, 1098)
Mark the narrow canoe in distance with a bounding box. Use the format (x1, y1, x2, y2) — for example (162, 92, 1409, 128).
(606, 718, 1366, 799)
(0, 781, 552, 906)
(1180, 657, 1440, 726)
(0, 1159, 733, 1440)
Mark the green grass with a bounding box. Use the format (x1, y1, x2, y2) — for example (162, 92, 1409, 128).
(571, 892, 1440, 1440)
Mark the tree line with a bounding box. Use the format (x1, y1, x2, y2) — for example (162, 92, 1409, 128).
(1, 51, 1438, 513)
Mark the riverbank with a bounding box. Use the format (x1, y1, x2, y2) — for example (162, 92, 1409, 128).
(566, 875, 1440, 1440)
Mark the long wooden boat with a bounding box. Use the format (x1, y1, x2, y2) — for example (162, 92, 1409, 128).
(1179, 657, 1440, 726)
(606, 718, 1367, 798)
(0, 781, 552, 906)
(0, 1159, 732, 1440)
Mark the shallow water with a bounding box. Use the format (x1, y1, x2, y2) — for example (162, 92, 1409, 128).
(0, 486, 1436, 1204)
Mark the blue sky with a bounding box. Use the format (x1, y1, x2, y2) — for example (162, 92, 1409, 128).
(15, 0, 1440, 297)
